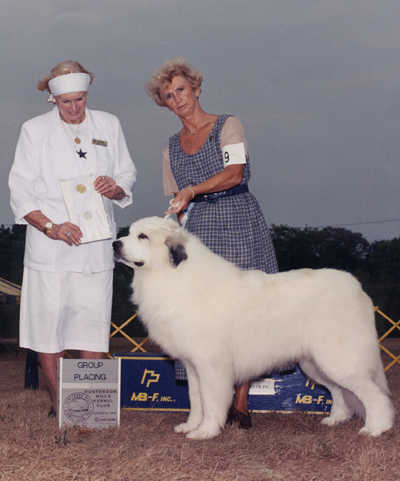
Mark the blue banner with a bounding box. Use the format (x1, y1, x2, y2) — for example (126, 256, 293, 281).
(115, 353, 332, 414)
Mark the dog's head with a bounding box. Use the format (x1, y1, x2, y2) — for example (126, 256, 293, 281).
(113, 216, 188, 271)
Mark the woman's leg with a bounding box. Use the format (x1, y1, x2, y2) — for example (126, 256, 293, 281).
(38, 351, 64, 409)
(234, 383, 252, 428)
(39, 351, 105, 410)
(80, 351, 105, 359)
(227, 383, 252, 428)
(234, 383, 250, 414)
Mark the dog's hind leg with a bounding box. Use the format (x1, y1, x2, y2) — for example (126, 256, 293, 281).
(343, 378, 394, 436)
(303, 359, 394, 436)
(320, 386, 355, 426)
(186, 365, 233, 440)
(174, 361, 203, 434)
(299, 360, 354, 426)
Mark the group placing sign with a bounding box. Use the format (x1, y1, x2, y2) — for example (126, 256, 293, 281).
(58, 358, 121, 429)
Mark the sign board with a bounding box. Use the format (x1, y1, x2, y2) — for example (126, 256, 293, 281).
(116, 353, 332, 414)
(58, 358, 121, 429)
(118, 353, 190, 411)
(248, 368, 332, 413)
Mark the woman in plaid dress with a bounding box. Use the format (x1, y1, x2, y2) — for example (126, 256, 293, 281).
(146, 58, 278, 429)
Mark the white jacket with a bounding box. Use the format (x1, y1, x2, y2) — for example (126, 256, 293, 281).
(9, 107, 137, 273)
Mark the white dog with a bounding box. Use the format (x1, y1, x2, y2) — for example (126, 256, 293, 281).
(113, 216, 394, 440)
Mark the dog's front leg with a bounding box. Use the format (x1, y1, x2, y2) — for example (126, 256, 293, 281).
(174, 361, 203, 434)
(186, 366, 233, 440)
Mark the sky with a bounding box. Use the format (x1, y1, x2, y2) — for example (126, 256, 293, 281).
(1, 0, 400, 242)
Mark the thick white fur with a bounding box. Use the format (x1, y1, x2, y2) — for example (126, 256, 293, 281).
(116, 216, 394, 440)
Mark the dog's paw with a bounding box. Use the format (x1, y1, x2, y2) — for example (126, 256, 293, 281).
(359, 421, 393, 437)
(321, 416, 339, 427)
(359, 425, 388, 437)
(321, 412, 351, 426)
(174, 422, 193, 434)
(185, 426, 221, 440)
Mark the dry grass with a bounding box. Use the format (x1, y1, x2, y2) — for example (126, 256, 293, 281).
(0, 347, 399, 481)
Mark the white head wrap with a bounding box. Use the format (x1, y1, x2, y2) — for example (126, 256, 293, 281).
(48, 72, 91, 97)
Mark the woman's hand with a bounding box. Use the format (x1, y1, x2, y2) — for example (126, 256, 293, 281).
(165, 186, 195, 215)
(46, 222, 82, 246)
(165, 165, 244, 216)
(94, 175, 125, 200)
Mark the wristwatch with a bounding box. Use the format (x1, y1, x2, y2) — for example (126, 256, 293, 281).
(44, 221, 54, 235)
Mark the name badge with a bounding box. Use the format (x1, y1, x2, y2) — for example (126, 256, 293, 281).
(223, 142, 246, 167)
(92, 139, 108, 147)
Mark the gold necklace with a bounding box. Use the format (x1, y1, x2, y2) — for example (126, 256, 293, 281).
(62, 120, 87, 159)
(68, 123, 82, 145)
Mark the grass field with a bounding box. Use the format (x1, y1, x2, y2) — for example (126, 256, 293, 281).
(0, 344, 399, 481)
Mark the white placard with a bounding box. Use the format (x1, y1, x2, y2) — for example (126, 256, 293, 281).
(249, 377, 276, 396)
(60, 174, 112, 243)
(222, 142, 247, 167)
(58, 358, 121, 429)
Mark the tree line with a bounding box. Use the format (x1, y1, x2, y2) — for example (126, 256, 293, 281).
(1, 223, 399, 336)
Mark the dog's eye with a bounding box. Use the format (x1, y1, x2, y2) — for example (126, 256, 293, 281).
(138, 233, 148, 240)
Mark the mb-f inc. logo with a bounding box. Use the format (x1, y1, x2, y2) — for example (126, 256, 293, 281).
(141, 369, 160, 387)
(130, 368, 175, 404)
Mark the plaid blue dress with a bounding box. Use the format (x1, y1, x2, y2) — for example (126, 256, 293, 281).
(169, 114, 278, 274)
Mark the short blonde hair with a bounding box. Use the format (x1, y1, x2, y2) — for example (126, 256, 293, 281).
(37, 60, 94, 93)
(146, 57, 203, 107)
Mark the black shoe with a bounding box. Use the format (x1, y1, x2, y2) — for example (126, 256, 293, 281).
(236, 409, 252, 429)
(226, 405, 252, 429)
(48, 407, 56, 418)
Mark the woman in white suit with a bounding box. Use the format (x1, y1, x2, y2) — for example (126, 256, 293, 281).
(9, 60, 136, 416)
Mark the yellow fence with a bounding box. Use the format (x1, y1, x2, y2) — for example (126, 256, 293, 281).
(106, 313, 149, 357)
(375, 307, 400, 371)
(107, 308, 400, 371)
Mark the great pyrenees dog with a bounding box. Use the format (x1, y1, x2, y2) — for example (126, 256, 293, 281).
(113, 216, 394, 440)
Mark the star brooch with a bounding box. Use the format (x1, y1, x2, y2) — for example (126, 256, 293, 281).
(76, 149, 87, 159)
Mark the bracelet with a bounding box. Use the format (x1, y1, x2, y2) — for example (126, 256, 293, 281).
(188, 186, 195, 200)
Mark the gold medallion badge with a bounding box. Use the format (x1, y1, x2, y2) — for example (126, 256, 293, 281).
(76, 184, 87, 194)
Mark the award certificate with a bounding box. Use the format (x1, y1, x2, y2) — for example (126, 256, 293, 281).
(60, 174, 112, 243)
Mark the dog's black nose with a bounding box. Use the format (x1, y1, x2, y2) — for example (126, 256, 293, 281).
(113, 240, 122, 254)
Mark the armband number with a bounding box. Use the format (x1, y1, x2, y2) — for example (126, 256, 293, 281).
(222, 143, 246, 167)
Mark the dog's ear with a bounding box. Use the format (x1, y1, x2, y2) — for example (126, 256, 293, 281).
(165, 234, 187, 267)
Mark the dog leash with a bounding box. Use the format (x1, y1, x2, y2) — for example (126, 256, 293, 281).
(164, 199, 194, 227)
(163, 198, 177, 220)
